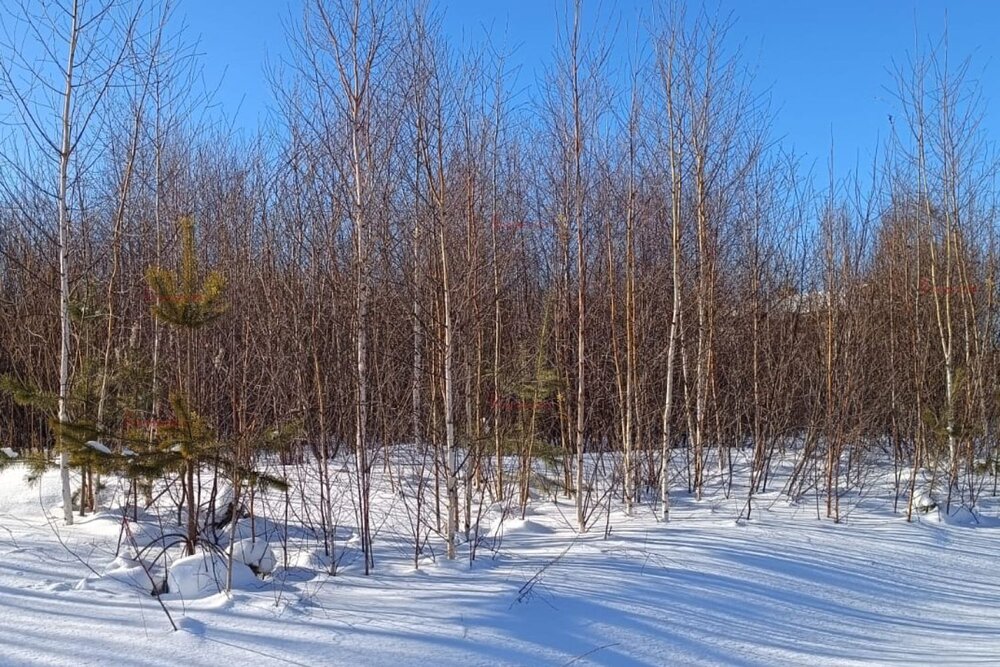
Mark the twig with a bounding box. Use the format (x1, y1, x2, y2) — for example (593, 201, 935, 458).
(562, 642, 621, 665)
(510, 532, 579, 608)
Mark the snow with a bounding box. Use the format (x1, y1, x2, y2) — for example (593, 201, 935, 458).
(74, 555, 164, 596)
(912, 489, 937, 511)
(85, 440, 112, 455)
(1, 447, 17, 459)
(165, 552, 259, 599)
(3, 458, 1000, 665)
(230, 538, 277, 575)
(488, 517, 554, 538)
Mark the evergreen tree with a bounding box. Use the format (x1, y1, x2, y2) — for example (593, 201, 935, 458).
(145, 215, 226, 555)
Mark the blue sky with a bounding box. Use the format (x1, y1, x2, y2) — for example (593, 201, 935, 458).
(182, 1, 999, 180)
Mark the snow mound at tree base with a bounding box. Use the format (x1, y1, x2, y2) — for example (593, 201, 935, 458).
(166, 551, 259, 599)
(933, 505, 1000, 527)
(231, 539, 277, 575)
(74, 555, 164, 596)
(911, 490, 937, 512)
(489, 518, 555, 538)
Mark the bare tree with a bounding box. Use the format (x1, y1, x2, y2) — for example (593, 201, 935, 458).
(0, 0, 140, 524)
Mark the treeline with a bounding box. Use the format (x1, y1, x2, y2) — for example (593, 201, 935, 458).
(0, 0, 998, 566)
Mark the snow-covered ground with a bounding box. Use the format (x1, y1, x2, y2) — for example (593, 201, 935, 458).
(2, 458, 1000, 666)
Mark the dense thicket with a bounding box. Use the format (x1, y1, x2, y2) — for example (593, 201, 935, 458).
(1, 0, 998, 567)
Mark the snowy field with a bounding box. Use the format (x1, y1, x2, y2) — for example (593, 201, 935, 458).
(2, 458, 1000, 666)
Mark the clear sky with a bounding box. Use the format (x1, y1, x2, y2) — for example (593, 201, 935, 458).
(181, 1, 999, 181)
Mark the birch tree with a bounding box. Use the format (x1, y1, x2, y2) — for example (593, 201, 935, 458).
(0, 0, 140, 524)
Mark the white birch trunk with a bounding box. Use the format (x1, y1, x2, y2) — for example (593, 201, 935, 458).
(441, 232, 458, 559)
(56, 0, 80, 526)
